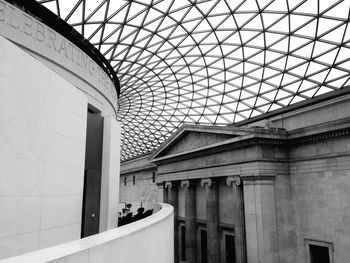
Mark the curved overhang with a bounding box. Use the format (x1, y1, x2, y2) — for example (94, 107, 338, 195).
(0, 0, 120, 112)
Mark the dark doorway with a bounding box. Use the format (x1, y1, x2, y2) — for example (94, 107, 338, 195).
(81, 109, 104, 238)
(200, 229, 207, 263)
(225, 234, 236, 263)
(309, 244, 330, 263)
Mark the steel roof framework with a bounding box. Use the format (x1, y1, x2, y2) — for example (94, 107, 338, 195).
(36, 0, 350, 160)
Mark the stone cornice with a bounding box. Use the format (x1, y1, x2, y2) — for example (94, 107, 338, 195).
(289, 127, 350, 145)
(151, 123, 350, 166)
(151, 133, 288, 165)
(120, 163, 157, 175)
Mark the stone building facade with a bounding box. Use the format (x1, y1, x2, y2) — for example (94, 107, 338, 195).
(120, 89, 350, 263)
(120, 155, 158, 204)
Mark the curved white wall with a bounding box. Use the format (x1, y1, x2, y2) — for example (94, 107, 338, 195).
(0, 33, 88, 259)
(0, 5, 121, 258)
(0, 0, 118, 115)
(0, 203, 174, 263)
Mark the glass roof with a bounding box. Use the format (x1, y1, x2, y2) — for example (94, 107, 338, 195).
(36, 0, 350, 161)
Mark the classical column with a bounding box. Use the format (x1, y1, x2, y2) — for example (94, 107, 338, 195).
(201, 178, 219, 263)
(242, 176, 278, 263)
(157, 182, 168, 203)
(166, 181, 179, 263)
(226, 176, 246, 263)
(181, 180, 196, 263)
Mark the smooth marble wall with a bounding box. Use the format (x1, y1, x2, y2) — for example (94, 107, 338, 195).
(99, 117, 121, 231)
(0, 35, 87, 259)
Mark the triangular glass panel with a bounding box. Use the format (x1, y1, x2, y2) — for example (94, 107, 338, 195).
(264, 0, 288, 11)
(224, 32, 242, 46)
(293, 42, 314, 58)
(42, 1, 58, 15)
(317, 17, 343, 38)
(169, 7, 189, 22)
(323, 0, 349, 20)
(326, 76, 348, 88)
(289, 36, 312, 52)
(59, 0, 80, 20)
(244, 14, 263, 30)
(84, 0, 104, 19)
(315, 48, 338, 65)
(312, 41, 337, 58)
(320, 24, 346, 43)
(326, 68, 348, 82)
(265, 32, 286, 47)
(87, 2, 107, 22)
(209, 0, 231, 16)
(234, 13, 256, 28)
(207, 15, 229, 29)
(290, 14, 315, 32)
(236, 0, 259, 12)
(295, 19, 317, 38)
(293, 0, 318, 15)
(336, 47, 350, 64)
(307, 69, 329, 83)
(265, 50, 283, 64)
(314, 86, 335, 96)
(269, 16, 289, 34)
(67, 2, 83, 24)
(183, 6, 203, 21)
(197, 1, 215, 15)
(240, 30, 260, 44)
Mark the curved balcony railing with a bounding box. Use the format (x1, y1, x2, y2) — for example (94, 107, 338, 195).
(0, 203, 174, 263)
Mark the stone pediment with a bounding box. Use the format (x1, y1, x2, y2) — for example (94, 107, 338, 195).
(150, 125, 248, 160)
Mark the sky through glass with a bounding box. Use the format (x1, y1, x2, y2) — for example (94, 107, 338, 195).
(36, 0, 350, 160)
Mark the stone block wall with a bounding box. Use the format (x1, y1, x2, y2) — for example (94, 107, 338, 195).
(289, 137, 350, 262)
(119, 169, 158, 204)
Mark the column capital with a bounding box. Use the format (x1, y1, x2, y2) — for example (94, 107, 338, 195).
(226, 176, 242, 187)
(180, 180, 192, 188)
(165, 181, 173, 189)
(200, 178, 213, 188)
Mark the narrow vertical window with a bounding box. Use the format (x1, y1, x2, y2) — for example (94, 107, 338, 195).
(133, 176, 136, 185)
(225, 234, 236, 263)
(181, 225, 186, 261)
(200, 229, 207, 263)
(152, 171, 155, 183)
(124, 177, 127, 186)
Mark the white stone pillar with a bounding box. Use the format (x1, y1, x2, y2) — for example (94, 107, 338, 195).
(201, 178, 220, 263)
(181, 179, 197, 263)
(99, 116, 121, 231)
(243, 176, 278, 263)
(226, 176, 246, 263)
(165, 181, 179, 263)
(157, 182, 168, 203)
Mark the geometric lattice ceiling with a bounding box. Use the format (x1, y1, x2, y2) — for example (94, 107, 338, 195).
(36, 0, 350, 160)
